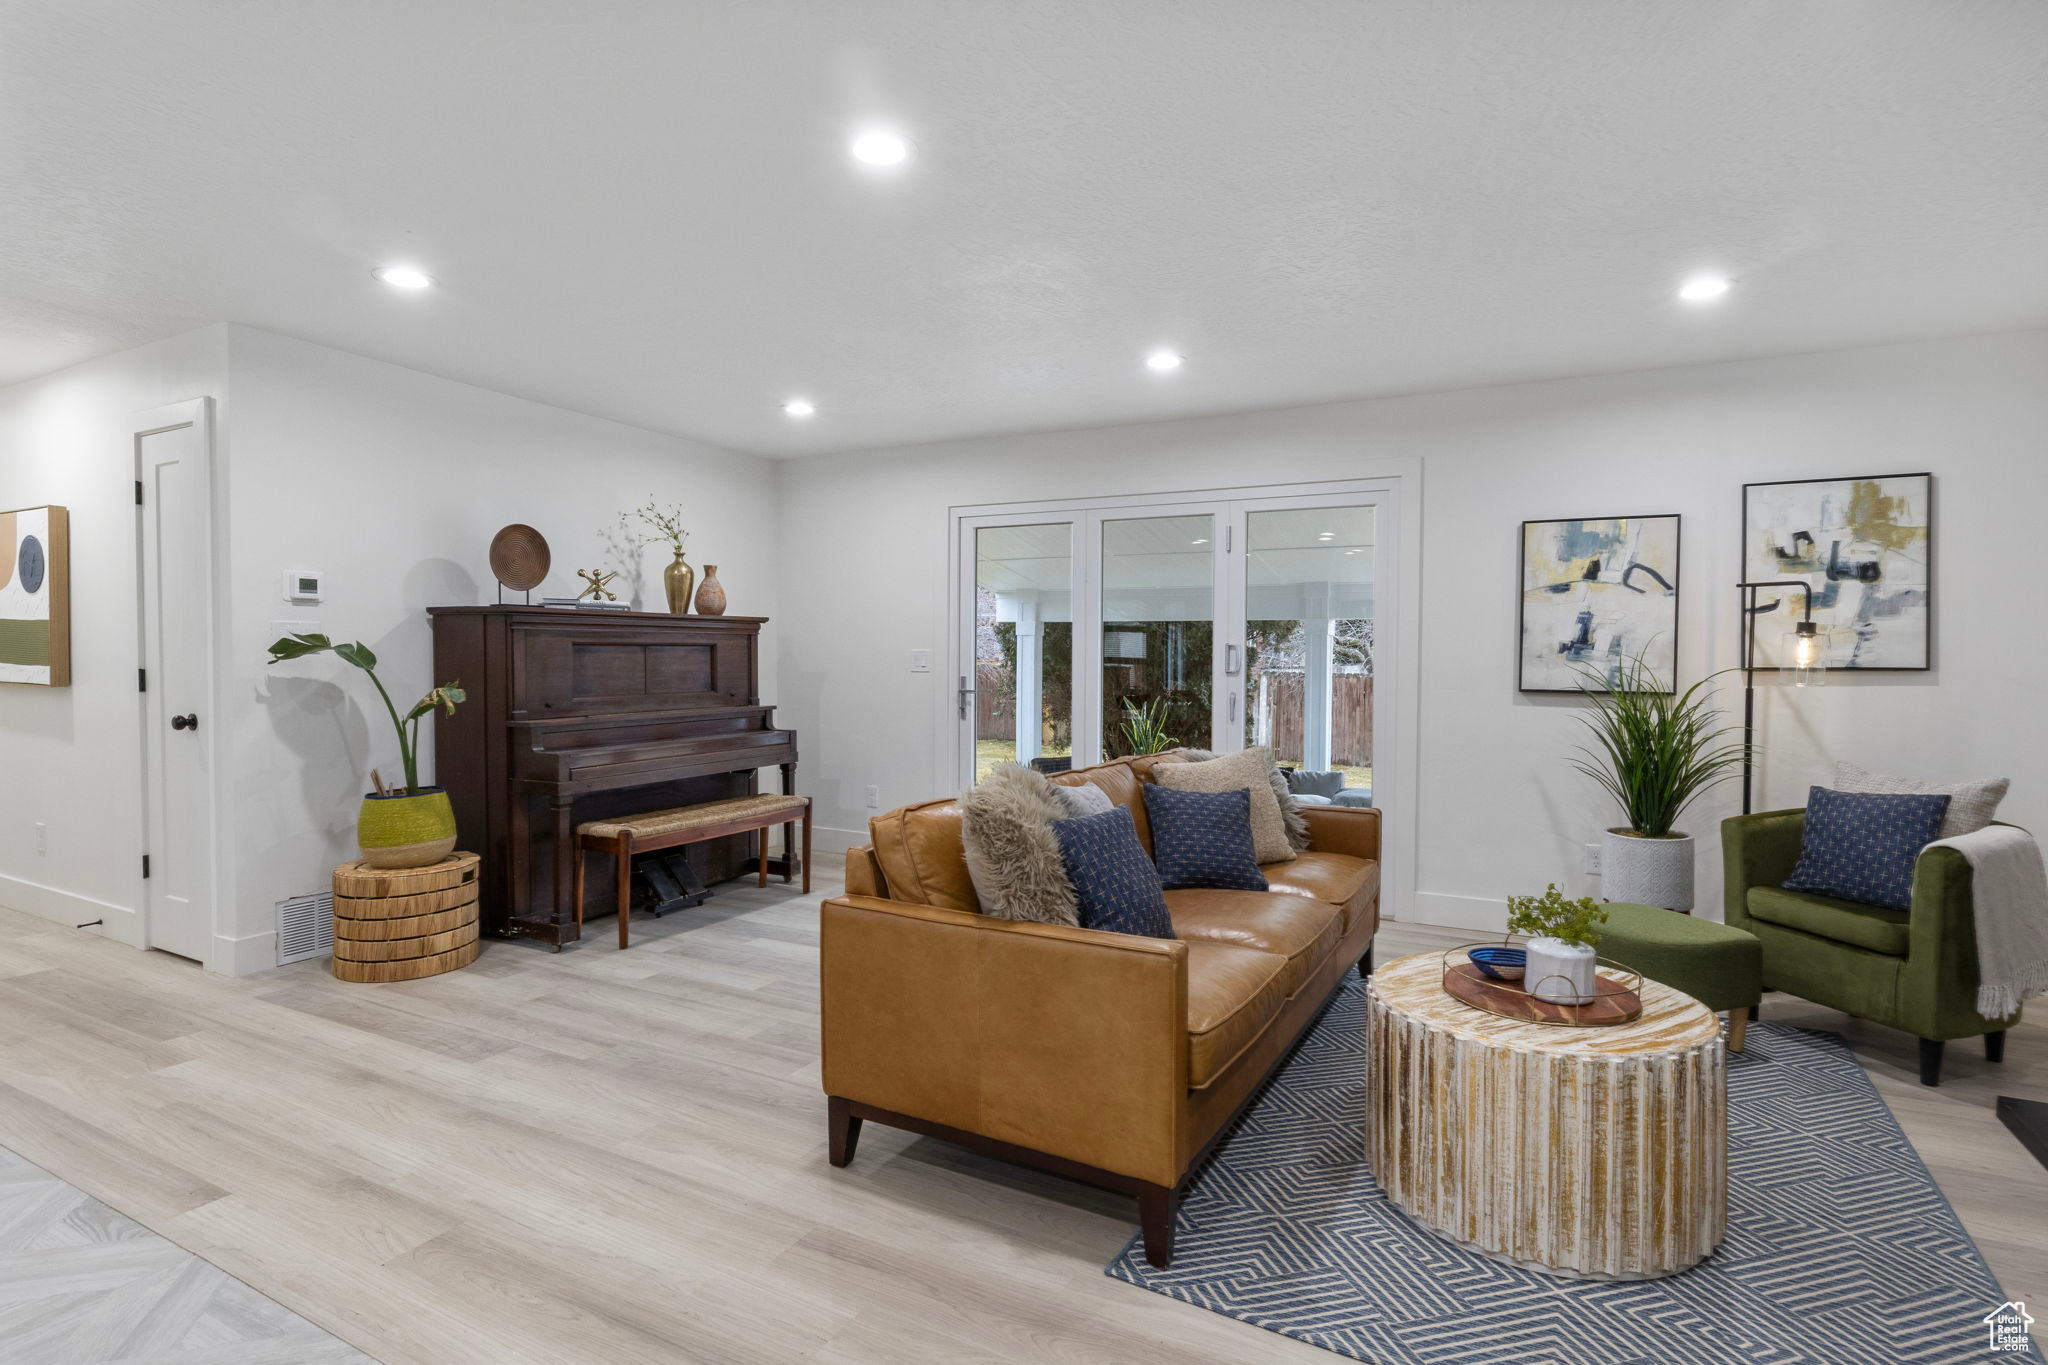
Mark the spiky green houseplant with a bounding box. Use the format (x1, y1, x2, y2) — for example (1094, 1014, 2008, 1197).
(1569, 650, 1746, 839)
(267, 633, 467, 867)
(1570, 648, 1747, 911)
(1113, 696, 1181, 757)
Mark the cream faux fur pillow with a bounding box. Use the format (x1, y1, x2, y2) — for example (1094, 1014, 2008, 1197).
(960, 764, 1080, 924)
(1154, 746, 1297, 863)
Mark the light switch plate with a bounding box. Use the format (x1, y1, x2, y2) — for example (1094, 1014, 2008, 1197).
(909, 649, 932, 673)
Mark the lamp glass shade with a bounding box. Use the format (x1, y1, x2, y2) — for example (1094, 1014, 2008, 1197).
(1789, 621, 1827, 688)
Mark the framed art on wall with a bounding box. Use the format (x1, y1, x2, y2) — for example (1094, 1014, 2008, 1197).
(0, 504, 70, 687)
(1519, 514, 1680, 693)
(1741, 473, 1931, 671)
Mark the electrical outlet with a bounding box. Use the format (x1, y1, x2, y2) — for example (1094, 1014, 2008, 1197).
(1583, 842, 1602, 875)
(864, 784, 881, 809)
(909, 649, 932, 673)
(33, 822, 46, 855)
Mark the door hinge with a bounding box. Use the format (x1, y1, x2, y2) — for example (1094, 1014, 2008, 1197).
(138, 667, 147, 693)
(135, 479, 144, 505)
(142, 855, 151, 880)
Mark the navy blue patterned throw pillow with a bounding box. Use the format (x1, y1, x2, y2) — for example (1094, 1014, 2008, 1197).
(1141, 784, 1269, 892)
(1784, 786, 1951, 911)
(1051, 806, 1175, 939)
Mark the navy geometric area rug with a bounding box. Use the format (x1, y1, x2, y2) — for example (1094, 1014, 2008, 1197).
(1108, 975, 2042, 1364)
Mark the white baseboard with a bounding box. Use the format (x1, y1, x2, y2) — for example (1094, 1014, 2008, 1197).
(0, 872, 143, 946)
(812, 825, 867, 857)
(1408, 890, 1507, 935)
(212, 929, 280, 977)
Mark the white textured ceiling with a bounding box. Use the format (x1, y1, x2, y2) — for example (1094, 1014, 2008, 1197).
(3, 1, 2045, 457)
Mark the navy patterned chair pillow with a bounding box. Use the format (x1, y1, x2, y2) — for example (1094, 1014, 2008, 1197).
(1784, 786, 1952, 911)
(1141, 784, 1269, 892)
(1051, 806, 1175, 939)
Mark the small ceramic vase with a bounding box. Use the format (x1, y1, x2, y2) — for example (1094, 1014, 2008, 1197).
(1525, 936, 1598, 1006)
(663, 551, 695, 614)
(694, 564, 727, 616)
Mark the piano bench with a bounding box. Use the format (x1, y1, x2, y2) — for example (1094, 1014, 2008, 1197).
(573, 793, 813, 949)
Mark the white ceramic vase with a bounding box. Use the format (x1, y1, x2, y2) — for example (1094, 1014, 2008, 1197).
(1603, 827, 1695, 912)
(1525, 936, 1598, 1006)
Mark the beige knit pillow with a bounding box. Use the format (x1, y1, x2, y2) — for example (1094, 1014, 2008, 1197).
(1153, 746, 1296, 864)
(1833, 761, 2009, 840)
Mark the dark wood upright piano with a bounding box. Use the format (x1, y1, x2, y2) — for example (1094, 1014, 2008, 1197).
(428, 606, 797, 946)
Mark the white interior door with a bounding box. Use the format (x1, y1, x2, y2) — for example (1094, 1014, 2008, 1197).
(136, 400, 217, 963)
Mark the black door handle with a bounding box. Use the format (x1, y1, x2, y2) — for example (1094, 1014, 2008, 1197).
(171, 713, 198, 731)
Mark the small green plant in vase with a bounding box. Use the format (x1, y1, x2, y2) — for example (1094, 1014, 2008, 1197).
(621, 499, 693, 614)
(267, 633, 467, 868)
(1507, 883, 1609, 1006)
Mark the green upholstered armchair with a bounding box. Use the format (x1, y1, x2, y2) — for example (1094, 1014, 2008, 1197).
(1722, 808, 2021, 1086)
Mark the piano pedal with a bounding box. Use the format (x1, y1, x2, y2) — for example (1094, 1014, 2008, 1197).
(635, 852, 712, 919)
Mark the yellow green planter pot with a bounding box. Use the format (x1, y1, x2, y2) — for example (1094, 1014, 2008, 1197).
(357, 788, 457, 868)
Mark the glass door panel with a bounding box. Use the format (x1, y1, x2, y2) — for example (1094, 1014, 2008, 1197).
(973, 523, 1074, 783)
(1243, 505, 1375, 800)
(1100, 513, 1214, 758)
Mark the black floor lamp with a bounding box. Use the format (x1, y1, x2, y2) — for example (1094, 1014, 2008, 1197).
(1736, 579, 1826, 814)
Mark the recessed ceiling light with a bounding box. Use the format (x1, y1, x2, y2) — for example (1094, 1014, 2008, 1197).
(782, 398, 816, 418)
(1677, 273, 1732, 303)
(1317, 531, 1336, 541)
(850, 131, 911, 166)
(374, 265, 434, 290)
(1145, 350, 1183, 373)
(1191, 538, 1209, 545)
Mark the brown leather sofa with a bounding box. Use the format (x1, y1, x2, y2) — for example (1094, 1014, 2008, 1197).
(820, 752, 1381, 1266)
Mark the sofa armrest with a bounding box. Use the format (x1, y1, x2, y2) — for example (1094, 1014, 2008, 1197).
(820, 895, 1190, 1185)
(1720, 809, 1804, 927)
(844, 844, 886, 898)
(1301, 804, 1380, 862)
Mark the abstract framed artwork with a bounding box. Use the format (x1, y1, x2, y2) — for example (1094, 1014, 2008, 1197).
(0, 505, 70, 686)
(1519, 514, 1680, 693)
(1741, 473, 1931, 671)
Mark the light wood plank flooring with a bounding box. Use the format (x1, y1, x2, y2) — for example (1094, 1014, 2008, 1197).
(0, 872, 2041, 1364)
(0, 1143, 372, 1363)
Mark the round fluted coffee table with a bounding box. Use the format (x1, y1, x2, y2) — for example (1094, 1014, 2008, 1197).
(1366, 951, 1726, 1280)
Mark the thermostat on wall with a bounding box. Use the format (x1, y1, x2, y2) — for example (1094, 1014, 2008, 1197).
(283, 571, 323, 604)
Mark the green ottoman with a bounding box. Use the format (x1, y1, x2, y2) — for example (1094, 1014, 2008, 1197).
(1599, 902, 1763, 1051)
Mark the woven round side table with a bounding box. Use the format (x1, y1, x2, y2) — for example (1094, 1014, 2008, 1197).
(1366, 951, 1726, 1280)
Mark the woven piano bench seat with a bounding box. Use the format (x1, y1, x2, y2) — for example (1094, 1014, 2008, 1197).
(574, 793, 811, 949)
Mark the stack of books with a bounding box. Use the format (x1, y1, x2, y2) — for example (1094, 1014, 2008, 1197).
(540, 598, 633, 612)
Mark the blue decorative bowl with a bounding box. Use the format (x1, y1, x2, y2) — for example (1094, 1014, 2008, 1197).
(1469, 946, 1527, 982)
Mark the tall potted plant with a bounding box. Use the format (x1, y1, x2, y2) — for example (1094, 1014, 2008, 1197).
(1570, 650, 1746, 912)
(267, 633, 467, 868)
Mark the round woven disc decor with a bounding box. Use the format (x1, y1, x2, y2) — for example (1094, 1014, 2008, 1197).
(489, 524, 551, 592)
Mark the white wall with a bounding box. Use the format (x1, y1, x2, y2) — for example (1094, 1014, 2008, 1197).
(777, 328, 2048, 931)
(0, 326, 229, 941)
(218, 327, 780, 970)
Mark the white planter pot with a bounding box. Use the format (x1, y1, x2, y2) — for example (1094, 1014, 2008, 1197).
(1525, 936, 1598, 1006)
(1603, 828, 1695, 912)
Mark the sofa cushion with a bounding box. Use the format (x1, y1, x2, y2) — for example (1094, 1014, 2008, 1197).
(1284, 769, 1346, 799)
(1262, 851, 1380, 932)
(959, 764, 1079, 925)
(1051, 806, 1174, 939)
(1051, 758, 1159, 854)
(867, 798, 978, 911)
(1785, 786, 1949, 911)
(1154, 747, 1296, 864)
(1184, 941, 1289, 1088)
(1747, 885, 1912, 956)
(1834, 760, 2009, 840)
(1143, 785, 1268, 891)
(1167, 889, 1340, 997)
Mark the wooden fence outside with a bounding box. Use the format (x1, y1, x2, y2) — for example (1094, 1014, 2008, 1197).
(1258, 673, 1373, 767)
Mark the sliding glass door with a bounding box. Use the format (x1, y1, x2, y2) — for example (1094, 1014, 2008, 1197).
(955, 486, 1384, 798)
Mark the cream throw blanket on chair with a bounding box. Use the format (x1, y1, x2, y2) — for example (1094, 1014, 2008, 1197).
(1926, 824, 2048, 1019)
